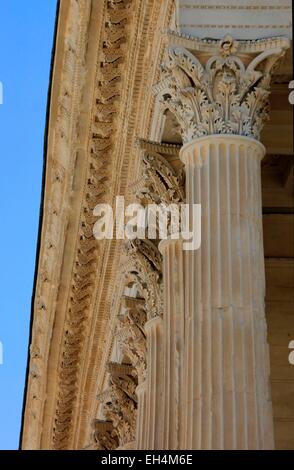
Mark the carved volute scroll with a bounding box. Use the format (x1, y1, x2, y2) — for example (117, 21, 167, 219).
(92, 420, 119, 450)
(116, 296, 147, 382)
(137, 149, 185, 206)
(124, 239, 163, 321)
(158, 35, 289, 143)
(108, 362, 138, 404)
(97, 362, 138, 449)
(51, 0, 134, 451)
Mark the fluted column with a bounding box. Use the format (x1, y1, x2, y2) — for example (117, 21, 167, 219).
(180, 135, 273, 449)
(144, 316, 164, 450)
(158, 238, 185, 450)
(135, 382, 147, 449)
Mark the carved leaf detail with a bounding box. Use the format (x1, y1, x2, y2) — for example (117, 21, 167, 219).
(159, 38, 286, 143)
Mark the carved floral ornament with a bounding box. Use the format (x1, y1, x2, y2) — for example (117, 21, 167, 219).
(96, 362, 138, 449)
(115, 296, 147, 382)
(138, 150, 185, 206)
(93, 420, 118, 450)
(158, 35, 289, 143)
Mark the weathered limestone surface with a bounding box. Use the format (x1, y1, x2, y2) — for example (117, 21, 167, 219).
(181, 136, 273, 449)
(22, 0, 293, 451)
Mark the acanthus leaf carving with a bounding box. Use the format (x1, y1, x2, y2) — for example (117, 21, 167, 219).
(92, 420, 119, 451)
(137, 150, 185, 206)
(116, 296, 147, 382)
(98, 363, 137, 448)
(159, 35, 288, 142)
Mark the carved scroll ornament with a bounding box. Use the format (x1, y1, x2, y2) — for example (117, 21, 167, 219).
(160, 35, 288, 142)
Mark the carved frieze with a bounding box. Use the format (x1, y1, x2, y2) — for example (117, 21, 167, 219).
(52, 0, 133, 450)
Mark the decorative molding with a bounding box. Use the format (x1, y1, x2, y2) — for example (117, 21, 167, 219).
(23, 0, 92, 450)
(52, 0, 133, 450)
(138, 138, 182, 155)
(163, 29, 290, 53)
(79, 0, 176, 450)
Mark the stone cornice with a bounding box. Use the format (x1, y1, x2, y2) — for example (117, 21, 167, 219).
(22, 0, 93, 450)
(50, 0, 135, 450)
(22, 0, 139, 450)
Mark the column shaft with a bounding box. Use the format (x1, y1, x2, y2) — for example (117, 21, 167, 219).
(159, 239, 185, 450)
(144, 317, 164, 450)
(181, 135, 274, 450)
(135, 382, 147, 449)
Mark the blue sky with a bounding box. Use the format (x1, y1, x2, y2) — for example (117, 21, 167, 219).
(0, 1, 57, 450)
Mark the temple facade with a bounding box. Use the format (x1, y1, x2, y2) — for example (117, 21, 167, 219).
(21, 0, 293, 450)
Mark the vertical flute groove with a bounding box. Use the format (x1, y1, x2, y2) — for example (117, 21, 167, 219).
(155, 136, 273, 450)
(177, 136, 273, 450)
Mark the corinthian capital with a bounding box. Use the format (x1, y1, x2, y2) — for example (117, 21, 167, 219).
(158, 35, 289, 143)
